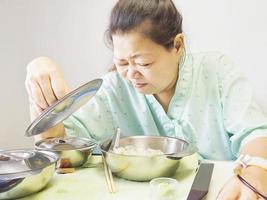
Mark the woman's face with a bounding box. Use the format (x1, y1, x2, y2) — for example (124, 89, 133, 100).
(112, 31, 182, 96)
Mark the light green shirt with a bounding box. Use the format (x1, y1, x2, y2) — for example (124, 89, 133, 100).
(64, 52, 267, 160)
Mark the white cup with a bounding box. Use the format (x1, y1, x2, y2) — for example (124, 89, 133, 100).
(150, 177, 179, 200)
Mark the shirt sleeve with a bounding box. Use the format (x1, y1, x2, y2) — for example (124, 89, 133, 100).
(63, 80, 115, 144)
(217, 54, 267, 157)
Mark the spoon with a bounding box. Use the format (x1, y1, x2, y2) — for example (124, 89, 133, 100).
(109, 128, 121, 151)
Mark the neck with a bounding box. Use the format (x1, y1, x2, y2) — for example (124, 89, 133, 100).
(154, 75, 178, 113)
(154, 91, 175, 112)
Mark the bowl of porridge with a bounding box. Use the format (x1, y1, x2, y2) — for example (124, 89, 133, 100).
(100, 135, 197, 181)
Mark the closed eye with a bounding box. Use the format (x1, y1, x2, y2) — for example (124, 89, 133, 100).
(138, 63, 151, 67)
(116, 63, 128, 67)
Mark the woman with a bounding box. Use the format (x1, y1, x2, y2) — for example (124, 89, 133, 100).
(25, 0, 267, 199)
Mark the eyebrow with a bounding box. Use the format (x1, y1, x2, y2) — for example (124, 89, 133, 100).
(114, 53, 152, 61)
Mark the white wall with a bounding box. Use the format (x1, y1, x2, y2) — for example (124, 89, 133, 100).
(0, 0, 266, 149)
(0, 0, 116, 149)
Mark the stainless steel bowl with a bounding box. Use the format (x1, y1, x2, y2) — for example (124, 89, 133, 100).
(100, 135, 197, 181)
(35, 137, 96, 168)
(0, 149, 58, 200)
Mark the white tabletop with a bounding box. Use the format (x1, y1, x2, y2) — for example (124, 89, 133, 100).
(19, 154, 234, 200)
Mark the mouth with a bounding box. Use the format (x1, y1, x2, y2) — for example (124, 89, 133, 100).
(132, 82, 148, 88)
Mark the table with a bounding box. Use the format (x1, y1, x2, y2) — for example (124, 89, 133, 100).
(19, 154, 234, 200)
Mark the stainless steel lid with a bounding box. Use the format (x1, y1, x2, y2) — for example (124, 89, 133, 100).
(25, 78, 103, 137)
(35, 137, 96, 151)
(0, 149, 58, 179)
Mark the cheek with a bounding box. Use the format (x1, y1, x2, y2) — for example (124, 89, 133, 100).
(148, 66, 176, 85)
(144, 65, 164, 81)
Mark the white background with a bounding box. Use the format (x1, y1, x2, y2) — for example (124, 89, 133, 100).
(0, 0, 266, 149)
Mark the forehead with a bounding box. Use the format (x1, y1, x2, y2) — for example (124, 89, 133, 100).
(112, 31, 163, 59)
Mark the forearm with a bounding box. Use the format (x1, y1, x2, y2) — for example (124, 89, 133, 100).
(34, 123, 66, 142)
(240, 136, 267, 159)
(30, 104, 65, 142)
(217, 137, 267, 199)
(236, 136, 267, 197)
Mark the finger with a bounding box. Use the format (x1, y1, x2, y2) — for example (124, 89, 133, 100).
(31, 101, 44, 115)
(29, 80, 49, 109)
(217, 177, 240, 200)
(239, 185, 258, 200)
(26, 81, 44, 117)
(37, 74, 58, 106)
(25, 80, 32, 100)
(50, 72, 70, 99)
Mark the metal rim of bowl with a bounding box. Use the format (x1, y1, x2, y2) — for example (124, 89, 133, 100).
(100, 135, 195, 158)
(0, 149, 58, 179)
(34, 137, 97, 152)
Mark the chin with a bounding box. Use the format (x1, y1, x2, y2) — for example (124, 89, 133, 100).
(135, 88, 154, 95)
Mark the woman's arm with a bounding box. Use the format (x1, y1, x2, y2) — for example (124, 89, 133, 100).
(240, 136, 267, 159)
(30, 104, 66, 141)
(216, 54, 267, 199)
(25, 57, 70, 141)
(217, 137, 267, 200)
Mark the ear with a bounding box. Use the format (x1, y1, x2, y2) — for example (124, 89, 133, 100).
(173, 33, 184, 53)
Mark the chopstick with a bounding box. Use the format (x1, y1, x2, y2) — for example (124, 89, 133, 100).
(102, 155, 116, 193)
(103, 159, 112, 193)
(107, 161, 116, 193)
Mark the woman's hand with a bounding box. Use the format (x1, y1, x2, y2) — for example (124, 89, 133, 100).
(217, 166, 267, 200)
(25, 57, 70, 120)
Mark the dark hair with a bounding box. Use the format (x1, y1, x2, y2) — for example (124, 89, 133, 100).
(106, 0, 183, 50)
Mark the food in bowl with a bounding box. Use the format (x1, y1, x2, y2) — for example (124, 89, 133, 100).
(111, 145, 164, 156)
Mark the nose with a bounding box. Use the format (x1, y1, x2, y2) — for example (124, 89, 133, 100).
(127, 65, 140, 79)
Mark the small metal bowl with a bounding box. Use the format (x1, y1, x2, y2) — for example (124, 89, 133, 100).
(100, 135, 197, 181)
(0, 149, 58, 200)
(35, 137, 96, 168)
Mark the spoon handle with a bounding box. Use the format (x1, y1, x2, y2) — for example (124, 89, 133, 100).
(109, 128, 121, 151)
